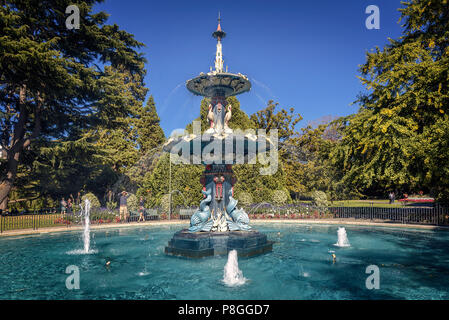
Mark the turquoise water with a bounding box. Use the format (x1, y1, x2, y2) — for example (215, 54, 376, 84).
(1, 223, 449, 300)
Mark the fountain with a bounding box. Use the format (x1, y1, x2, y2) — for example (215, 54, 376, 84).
(334, 227, 350, 247)
(82, 199, 91, 253)
(222, 250, 247, 287)
(67, 199, 94, 255)
(164, 15, 274, 258)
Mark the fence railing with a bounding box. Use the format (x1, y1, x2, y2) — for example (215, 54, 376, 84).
(248, 204, 449, 226)
(179, 208, 197, 220)
(329, 205, 448, 225)
(0, 206, 198, 233)
(1, 204, 448, 233)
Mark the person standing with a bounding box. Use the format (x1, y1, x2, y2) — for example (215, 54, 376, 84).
(75, 192, 81, 206)
(60, 197, 67, 217)
(119, 191, 129, 222)
(138, 196, 145, 222)
(67, 197, 73, 214)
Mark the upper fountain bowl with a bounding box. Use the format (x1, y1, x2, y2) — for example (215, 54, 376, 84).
(186, 72, 251, 98)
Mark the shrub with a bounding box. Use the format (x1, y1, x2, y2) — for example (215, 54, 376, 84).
(81, 193, 101, 208)
(272, 190, 288, 205)
(311, 191, 328, 207)
(237, 191, 253, 207)
(106, 201, 117, 211)
(160, 194, 171, 213)
(127, 194, 138, 211)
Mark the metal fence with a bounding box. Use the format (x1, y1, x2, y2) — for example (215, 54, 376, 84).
(247, 203, 449, 226)
(1, 204, 448, 233)
(329, 205, 449, 225)
(0, 206, 202, 233)
(179, 208, 197, 220)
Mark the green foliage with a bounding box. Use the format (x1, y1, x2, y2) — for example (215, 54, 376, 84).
(311, 190, 328, 207)
(0, 0, 148, 209)
(160, 194, 171, 213)
(236, 191, 253, 207)
(138, 152, 203, 208)
(414, 115, 449, 203)
(106, 201, 117, 211)
(127, 194, 139, 211)
(81, 193, 101, 209)
(136, 96, 166, 155)
(330, 0, 449, 201)
(272, 190, 288, 205)
(250, 100, 302, 142)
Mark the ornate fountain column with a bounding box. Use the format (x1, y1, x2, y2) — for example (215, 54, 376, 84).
(164, 15, 273, 258)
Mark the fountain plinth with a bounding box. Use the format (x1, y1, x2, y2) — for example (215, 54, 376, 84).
(164, 15, 273, 258)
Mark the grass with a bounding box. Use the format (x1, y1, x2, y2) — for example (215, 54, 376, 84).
(329, 200, 408, 208)
(0, 214, 70, 232)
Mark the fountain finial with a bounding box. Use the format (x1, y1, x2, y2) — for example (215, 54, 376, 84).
(212, 13, 226, 73)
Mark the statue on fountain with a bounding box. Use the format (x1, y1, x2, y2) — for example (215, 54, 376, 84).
(188, 189, 213, 232)
(205, 102, 232, 135)
(189, 188, 251, 233)
(226, 190, 251, 231)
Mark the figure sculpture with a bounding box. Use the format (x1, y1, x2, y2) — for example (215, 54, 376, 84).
(207, 104, 215, 130)
(224, 104, 232, 133)
(226, 190, 251, 231)
(189, 189, 213, 232)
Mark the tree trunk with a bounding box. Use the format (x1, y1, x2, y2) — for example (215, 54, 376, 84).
(0, 86, 41, 211)
(0, 147, 21, 210)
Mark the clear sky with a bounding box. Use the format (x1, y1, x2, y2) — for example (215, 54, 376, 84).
(94, 0, 405, 136)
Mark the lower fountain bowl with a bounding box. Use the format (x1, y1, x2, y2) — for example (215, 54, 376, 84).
(165, 229, 273, 258)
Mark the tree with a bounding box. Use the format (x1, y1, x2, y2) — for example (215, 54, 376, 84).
(250, 100, 302, 143)
(333, 0, 449, 200)
(0, 0, 147, 209)
(135, 95, 165, 155)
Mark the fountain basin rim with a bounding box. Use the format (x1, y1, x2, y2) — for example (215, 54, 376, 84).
(186, 72, 251, 97)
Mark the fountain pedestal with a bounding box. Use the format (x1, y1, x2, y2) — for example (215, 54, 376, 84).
(165, 229, 273, 258)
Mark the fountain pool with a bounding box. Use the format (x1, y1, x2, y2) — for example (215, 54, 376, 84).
(1, 223, 449, 299)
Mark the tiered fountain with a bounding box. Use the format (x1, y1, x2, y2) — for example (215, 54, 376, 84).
(164, 15, 274, 258)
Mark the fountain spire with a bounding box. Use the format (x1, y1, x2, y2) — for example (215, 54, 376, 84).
(212, 12, 226, 73)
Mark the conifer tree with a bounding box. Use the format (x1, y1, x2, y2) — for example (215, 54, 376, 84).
(135, 95, 165, 155)
(0, 0, 147, 209)
(332, 0, 449, 199)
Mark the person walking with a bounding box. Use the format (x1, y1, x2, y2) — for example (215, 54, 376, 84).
(119, 191, 130, 222)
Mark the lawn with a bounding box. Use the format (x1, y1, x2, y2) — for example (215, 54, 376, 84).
(329, 200, 414, 208)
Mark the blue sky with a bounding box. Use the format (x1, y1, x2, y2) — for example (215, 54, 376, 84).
(94, 0, 405, 136)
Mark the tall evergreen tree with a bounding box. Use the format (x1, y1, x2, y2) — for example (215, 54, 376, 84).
(332, 0, 449, 199)
(0, 0, 147, 209)
(135, 95, 165, 155)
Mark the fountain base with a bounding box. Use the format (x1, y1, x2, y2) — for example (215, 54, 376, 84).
(165, 229, 273, 258)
